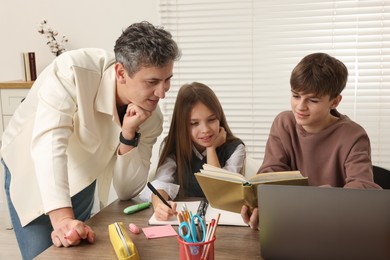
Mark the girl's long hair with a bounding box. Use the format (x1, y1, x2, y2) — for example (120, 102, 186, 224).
(157, 82, 239, 197)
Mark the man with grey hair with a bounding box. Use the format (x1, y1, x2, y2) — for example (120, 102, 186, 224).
(1, 21, 180, 259)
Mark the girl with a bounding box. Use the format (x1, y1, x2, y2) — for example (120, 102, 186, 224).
(140, 82, 245, 220)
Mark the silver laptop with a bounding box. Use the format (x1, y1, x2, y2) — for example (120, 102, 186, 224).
(257, 184, 390, 260)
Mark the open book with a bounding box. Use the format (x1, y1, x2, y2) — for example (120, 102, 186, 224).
(194, 164, 308, 213)
(148, 201, 248, 226)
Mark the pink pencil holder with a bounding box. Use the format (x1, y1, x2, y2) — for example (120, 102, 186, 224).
(177, 236, 216, 260)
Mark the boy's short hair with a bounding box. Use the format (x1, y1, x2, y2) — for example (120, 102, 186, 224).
(290, 53, 348, 99)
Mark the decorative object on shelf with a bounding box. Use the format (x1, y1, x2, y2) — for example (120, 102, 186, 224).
(37, 19, 69, 56)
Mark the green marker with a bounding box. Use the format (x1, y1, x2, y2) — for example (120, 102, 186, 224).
(123, 202, 151, 214)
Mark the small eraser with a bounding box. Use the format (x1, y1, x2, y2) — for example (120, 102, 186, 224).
(129, 223, 140, 234)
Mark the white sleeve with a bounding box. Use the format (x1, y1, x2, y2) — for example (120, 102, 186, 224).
(113, 108, 163, 200)
(138, 156, 180, 202)
(222, 143, 246, 173)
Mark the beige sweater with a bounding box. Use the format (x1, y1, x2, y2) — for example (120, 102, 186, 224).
(1, 48, 163, 226)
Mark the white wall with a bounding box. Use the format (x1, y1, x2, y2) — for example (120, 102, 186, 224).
(0, 0, 159, 81)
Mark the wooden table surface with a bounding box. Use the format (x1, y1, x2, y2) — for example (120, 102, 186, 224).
(36, 198, 263, 259)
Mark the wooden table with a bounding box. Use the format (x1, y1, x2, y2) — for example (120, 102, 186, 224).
(36, 198, 262, 259)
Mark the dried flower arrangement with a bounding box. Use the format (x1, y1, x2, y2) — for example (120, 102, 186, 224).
(37, 20, 69, 56)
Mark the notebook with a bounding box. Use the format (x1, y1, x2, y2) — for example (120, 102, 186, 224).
(148, 200, 247, 226)
(257, 184, 390, 260)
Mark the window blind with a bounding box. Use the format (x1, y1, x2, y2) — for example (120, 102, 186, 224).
(159, 0, 390, 169)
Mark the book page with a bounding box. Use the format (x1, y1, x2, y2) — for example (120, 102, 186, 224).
(199, 164, 247, 183)
(205, 205, 247, 226)
(148, 201, 200, 225)
(148, 201, 247, 226)
(202, 164, 244, 176)
(249, 171, 306, 184)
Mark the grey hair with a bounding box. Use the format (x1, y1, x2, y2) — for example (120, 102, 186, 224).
(114, 21, 181, 77)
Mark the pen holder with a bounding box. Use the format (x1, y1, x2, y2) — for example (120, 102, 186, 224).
(177, 236, 216, 260)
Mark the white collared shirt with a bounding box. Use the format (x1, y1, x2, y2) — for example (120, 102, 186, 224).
(139, 143, 245, 201)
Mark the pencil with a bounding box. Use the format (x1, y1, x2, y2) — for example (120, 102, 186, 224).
(200, 219, 215, 259)
(205, 219, 215, 242)
(177, 212, 191, 259)
(147, 182, 172, 209)
(177, 212, 188, 233)
(202, 213, 220, 260)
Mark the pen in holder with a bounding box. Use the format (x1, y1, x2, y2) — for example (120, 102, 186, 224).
(177, 235, 216, 260)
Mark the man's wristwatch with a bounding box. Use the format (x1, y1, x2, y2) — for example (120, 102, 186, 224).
(119, 132, 141, 147)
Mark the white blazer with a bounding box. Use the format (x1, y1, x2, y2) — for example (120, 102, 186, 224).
(1, 48, 163, 226)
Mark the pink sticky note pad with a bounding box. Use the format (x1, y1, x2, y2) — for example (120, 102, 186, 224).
(142, 225, 177, 239)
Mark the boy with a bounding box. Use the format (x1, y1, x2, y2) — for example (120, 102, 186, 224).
(241, 53, 381, 229)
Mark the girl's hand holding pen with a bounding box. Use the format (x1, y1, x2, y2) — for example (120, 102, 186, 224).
(152, 198, 177, 220)
(148, 182, 178, 220)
